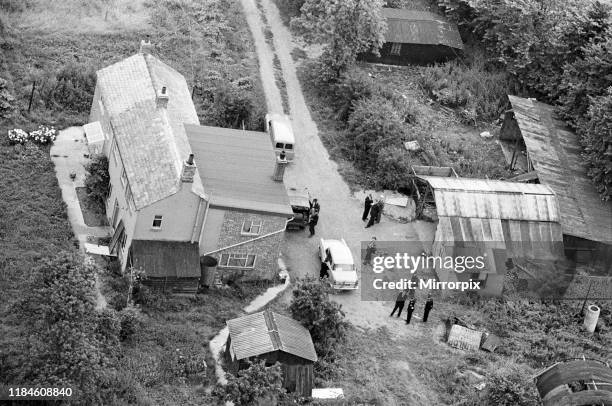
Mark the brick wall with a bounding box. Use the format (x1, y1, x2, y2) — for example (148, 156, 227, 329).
(214, 209, 287, 282)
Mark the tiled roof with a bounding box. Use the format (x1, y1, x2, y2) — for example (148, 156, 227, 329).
(227, 310, 318, 362)
(185, 124, 293, 216)
(508, 95, 612, 243)
(382, 8, 464, 50)
(97, 53, 205, 210)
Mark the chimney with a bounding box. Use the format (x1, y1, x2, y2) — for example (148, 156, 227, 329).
(181, 154, 196, 183)
(272, 152, 288, 182)
(156, 85, 169, 109)
(139, 37, 153, 54)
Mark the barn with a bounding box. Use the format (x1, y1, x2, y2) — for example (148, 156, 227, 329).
(359, 8, 463, 65)
(500, 95, 612, 267)
(224, 310, 317, 397)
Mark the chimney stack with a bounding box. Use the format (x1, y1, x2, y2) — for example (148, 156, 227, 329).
(272, 152, 288, 182)
(139, 37, 153, 54)
(181, 153, 196, 183)
(156, 85, 169, 109)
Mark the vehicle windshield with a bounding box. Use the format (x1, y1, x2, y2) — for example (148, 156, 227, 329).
(334, 263, 354, 272)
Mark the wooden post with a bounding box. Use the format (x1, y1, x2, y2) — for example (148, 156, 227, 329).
(28, 81, 36, 112)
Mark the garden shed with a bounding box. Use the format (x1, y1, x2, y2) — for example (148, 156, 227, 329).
(501, 95, 612, 266)
(359, 8, 463, 65)
(413, 175, 565, 296)
(534, 359, 612, 406)
(224, 310, 318, 397)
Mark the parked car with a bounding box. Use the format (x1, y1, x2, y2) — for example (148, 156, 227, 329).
(265, 113, 295, 161)
(286, 187, 310, 230)
(318, 238, 359, 290)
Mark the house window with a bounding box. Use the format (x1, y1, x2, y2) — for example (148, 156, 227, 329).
(390, 42, 402, 55)
(98, 99, 106, 116)
(125, 186, 134, 211)
(111, 199, 120, 228)
(120, 167, 127, 188)
(241, 219, 263, 235)
(152, 215, 163, 229)
(111, 138, 119, 166)
(107, 181, 113, 200)
(218, 253, 257, 268)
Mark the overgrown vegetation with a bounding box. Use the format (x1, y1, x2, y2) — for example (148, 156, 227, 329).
(213, 360, 285, 405)
(84, 154, 110, 212)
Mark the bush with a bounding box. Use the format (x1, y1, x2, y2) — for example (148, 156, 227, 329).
(29, 125, 57, 145)
(372, 145, 413, 189)
(118, 305, 140, 341)
(35, 62, 96, 113)
(289, 282, 349, 359)
(7, 128, 27, 144)
(214, 360, 285, 405)
(0, 77, 15, 117)
(484, 367, 539, 406)
(331, 69, 377, 121)
(84, 155, 110, 211)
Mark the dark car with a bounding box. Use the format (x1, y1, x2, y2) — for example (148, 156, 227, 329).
(286, 187, 310, 230)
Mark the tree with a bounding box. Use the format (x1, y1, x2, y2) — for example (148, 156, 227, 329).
(289, 282, 349, 358)
(84, 154, 110, 210)
(578, 87, 612, 200)
(292, 0, 386, 76)
(214, 360, 285, 405)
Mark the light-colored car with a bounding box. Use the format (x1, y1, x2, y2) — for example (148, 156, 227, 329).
(319, 238, 359, 290)
(265, 113, 295, 161)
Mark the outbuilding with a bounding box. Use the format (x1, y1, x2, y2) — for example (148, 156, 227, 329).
(359, 8, 463, 65)
(224, 310, 318, 397)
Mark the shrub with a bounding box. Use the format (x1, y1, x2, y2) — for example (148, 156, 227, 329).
(332, 69, 376, 121)
(289, 282, 349, 359)
(372, 145, 413, 189)
(214, 360, 285, 406)
(0, 77, 15, 117)
(484, 367, 539, 406)
(84, 154, 110, 211)
(35, 62, 97, 113)
(7, 128, 28, 144)
(118, 305, 141, 342)
(28, 125, 57, 145)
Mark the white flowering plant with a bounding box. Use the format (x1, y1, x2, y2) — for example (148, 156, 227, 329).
(29, 125, 57, 145)
(7, 128, 28, 144)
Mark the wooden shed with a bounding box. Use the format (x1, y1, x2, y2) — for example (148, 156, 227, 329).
(413, 175, 565, 296)
(534, 359, 612, 406)
(224, 310, 318, 397)
(359, 8, 463, 65)
(501, 95, 612, 266)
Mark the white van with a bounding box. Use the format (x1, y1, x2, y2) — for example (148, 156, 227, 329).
(265, 113, 295, 161)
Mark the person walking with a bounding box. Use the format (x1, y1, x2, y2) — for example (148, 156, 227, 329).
(362, 194, 373, 221)
(423, 294, 434, 322)
(390, 290, 408, 317)
(405, 298, 416, 324)
(365, 201, 380, 228)
(363, 237, 377, 265)
(375, 195, 385, 224)
(308, 210, 319, 237)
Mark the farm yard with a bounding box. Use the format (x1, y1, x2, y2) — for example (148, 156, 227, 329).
(1, 0, 611, 405)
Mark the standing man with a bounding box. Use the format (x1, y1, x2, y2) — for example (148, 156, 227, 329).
(423, 294, 434, 322)
(390, 290, 408, 317)
(363, 237, 377, 265)
(308, 210, 319, 237)
(365, 201, 380, 228)
(362, 194, 373, 221)
(310, 198, 320, 214)
(375, 195, 385, 224)
(405, 298, 416, 324)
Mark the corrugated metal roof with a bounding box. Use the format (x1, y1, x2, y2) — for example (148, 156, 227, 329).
(226, 311, 318, 362)
(412, 165, 458, 177)
(508, 95, 612, 243)
(97, 53, 205, 210)
(381, 8, 463, 50)
(417, 176, 560, 222)
(185, 124, 293, 216)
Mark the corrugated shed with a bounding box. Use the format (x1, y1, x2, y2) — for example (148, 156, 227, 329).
(226, 311, 317, 362)
(382, 8, 463, 50)
(411, 165, 458, 177)
(508, 95, 612, 243)
(97, 53, 205, 210)
(185, 124, 293, 216)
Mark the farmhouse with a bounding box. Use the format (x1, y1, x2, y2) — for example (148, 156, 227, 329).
(225, 310, 318, 397)
(500, 95, 612, 265)
(411, 168, 565, 296)
(87, 42, 292, 292)
(359, 8, 463, 65)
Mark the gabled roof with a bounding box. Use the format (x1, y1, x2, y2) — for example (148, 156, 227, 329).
(381, 8, 463, 50)
(508, 95, 612, 243)
(185, 124, 293, 216)
(226, 311, 318, 362)
(96, 53, 205, 210)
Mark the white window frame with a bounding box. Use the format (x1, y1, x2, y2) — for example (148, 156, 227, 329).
(120, 167, 127, 188)
(98, 99, 106, 116)
(152, 215, 163, 229)
(111, 138, 119, 166)
(390, 42, 402, 56)
(125, 186, 134, 211)
(218, 253, 257, 269)
(241, 219, 263, 236)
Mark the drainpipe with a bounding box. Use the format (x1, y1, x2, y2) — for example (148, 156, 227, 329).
(202, 217, 294, 256)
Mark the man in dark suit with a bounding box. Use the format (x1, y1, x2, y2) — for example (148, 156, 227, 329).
(405, 298, 416, 324)
(423, 294, 434, 322)
(390, 290, 408, 317)
(362, 194, 373, 221)
(308, 210, 319, 237)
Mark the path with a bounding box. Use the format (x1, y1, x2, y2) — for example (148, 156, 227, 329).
(244, 0, 436, 337)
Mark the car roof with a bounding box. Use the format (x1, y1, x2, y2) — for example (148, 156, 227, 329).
(287, 188, 310, 208)
(324, 239, 353, 264)
(267, 114, 295, 144)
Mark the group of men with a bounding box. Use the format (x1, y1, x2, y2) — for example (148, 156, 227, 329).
(363, 194, 385, 228)
(390, 290, 434, 324)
